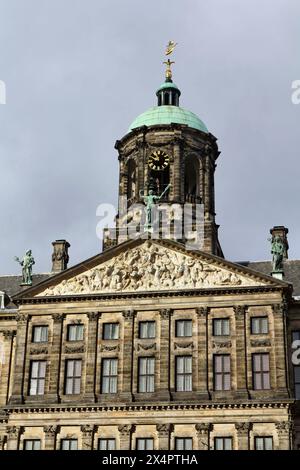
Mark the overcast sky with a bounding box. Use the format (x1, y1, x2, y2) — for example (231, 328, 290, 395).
(0, 0, 299, 275)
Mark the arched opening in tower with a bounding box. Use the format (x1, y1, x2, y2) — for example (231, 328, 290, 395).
(148, 167, 170, 199)
(184, 155, 200, 202)
(127, 159, 136, 202)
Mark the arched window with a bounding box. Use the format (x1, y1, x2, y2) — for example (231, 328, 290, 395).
(184, 155, 200, 202)
(127, 159, 136, 201)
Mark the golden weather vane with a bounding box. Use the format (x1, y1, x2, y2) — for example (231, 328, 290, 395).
(163, 41, 178, 80)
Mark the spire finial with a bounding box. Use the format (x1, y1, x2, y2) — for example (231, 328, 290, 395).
(163, 41, 177, 81)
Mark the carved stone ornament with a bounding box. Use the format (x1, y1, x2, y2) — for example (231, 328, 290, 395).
(212, 340, 232, 350)
(275, 422, 291, 434)
(15, 314, 27, 324)
(52, 313, 65, 322)
(44, 425, 60, 436)
(136, 343, 156, 352)
(30, 347, 48, 355)
(174, 342, 194, 350)
(81, 425, 94, 437)
(250, 339, 271, 348)
(160, 309, 173, 319)
(1, 330, 16, 340)
(118, 424, 135, 435)
(6, 426, 20, 438)
(195, 423, 213, 434)
(196, 307, 209, 317)
(156, 424, 174, 436)
(100, 344, 120, 352)
(37, 242, 264, 297)
(122, 310, 135, 320)
(234, 306, 247, 316)
(65, 345, 85, 354)
(87, 312, 100, 321)
(235, 423, 252, 433)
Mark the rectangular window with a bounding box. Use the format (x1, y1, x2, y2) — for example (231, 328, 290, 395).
(138, 357, 155, 393)
(32, 325, 48, 343)
(103, 323, 119, 340)
(252, 353, 270, 390)
(175, 437, 193, 450)
(29, 361, 46, 396)
(136, 438, 154, 450)
(139, 321, 156, 339)
(254, 437, 273, 450)
(292, 331, 300, 399)
(213, 319, 230, 336)
(251, 317, 269, 335)
(175, 320, 192, 337)
(24, 439, 41, 450)
(61, 439, 78, 450)
(98, 438, 116, 450)
(214, 437, 233, 450)
(175, 356, 192, 392)
(101, 358, 118, 393)
(65, 359, 82, 394)
(214, 355, 231, 391)
(67, 324, 84, 341)
(292, 330, 300, 342)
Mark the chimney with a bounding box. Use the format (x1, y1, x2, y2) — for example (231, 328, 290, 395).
(270, 226, 289, 280)
(51, 240, 70, 273)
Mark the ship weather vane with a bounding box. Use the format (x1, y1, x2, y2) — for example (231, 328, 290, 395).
(163, 40, 177, 81)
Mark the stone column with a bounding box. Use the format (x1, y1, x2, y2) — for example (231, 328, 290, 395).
(9, 314, 28, 404)
(44, 425, 60, 450)
(118, 424, 135, 450)
(48, 313, 65, 402)
(234, 306, 248, 398)
(273, 304, 289, 396)
(6, 426, 21, 450)
(81, 425, 95, 450)
(156, 424, 173, 450)
(276, 422, 291, 450)
(121, 310, 135, 401)
(158, 309, 172, 400)
(235, 423, 252, 450)
(84, 312, 99, 402)
(196, 423, 212, 450)
(0, 330, 16, 404)
(196, 308, 210, 399)
(0, 434, 6, 451)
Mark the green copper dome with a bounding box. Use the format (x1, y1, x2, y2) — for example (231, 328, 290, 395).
(129, 106, 209, 133)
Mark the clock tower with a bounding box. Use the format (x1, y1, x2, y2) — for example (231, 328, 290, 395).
(104, 61, 223, 257)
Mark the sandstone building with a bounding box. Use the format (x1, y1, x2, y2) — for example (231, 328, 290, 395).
(0, 65, 300, 451)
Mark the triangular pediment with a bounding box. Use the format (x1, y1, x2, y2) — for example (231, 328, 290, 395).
(17, 239, 287, 299)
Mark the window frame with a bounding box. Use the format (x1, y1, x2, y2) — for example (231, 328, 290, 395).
(175, 320, 193, 338)
(175, 355, 192, 392)
(250, 317, 269, 335)
(60, 439, 78, 450)
(214, 437, 233, 450)
(98, 438, 116, 450)
(23, 439, 41, 450)
(213, 354, 231, 391)
(254, 436, 273, 450)
(64, 359, 82, 395)
(67, 324, 84, 342)
(136, 438, 154, 450)
(174, 437, 193, 450)
(103, 323, 119, 340)
(138, 321, 156, 339)
(101, 358, 118, 394)
(138, 356, 155, 393)
(213, 318, 230, 336)
(29, 360, 46, 396)
(32, 325, 49, 343)
(252, 353, 270, 390)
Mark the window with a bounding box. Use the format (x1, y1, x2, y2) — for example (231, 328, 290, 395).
(252, 354, 270, 390)
(98, 438, 116, 450)
(175, 356, 192, 392)
(32, 326, 48, 343)
(136, 438, 154, 450)
(213, 319, 230, 336)
(103, 323, 119, 340)
(101, 358, 118, 393)
(214, 437, 233, 450)
(139, 321, 156, 339)
(138, 357, 155, 393)
(251, 317, 269, 335)
(61, 439, 78, 450)
(175, 438, 193, 450)
(175, 320, 192, 337)
(254, 437, 273, 450)
(214, 355, 231, 391)
(24, 439, 41, 450)
(67, 324, 84, 341)
(65, 359, 82, 394)
(29, 361, 46, 396)
(292, 331, 300, 399)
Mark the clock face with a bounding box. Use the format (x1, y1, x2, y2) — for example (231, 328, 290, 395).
(148, 150, 170, 171)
